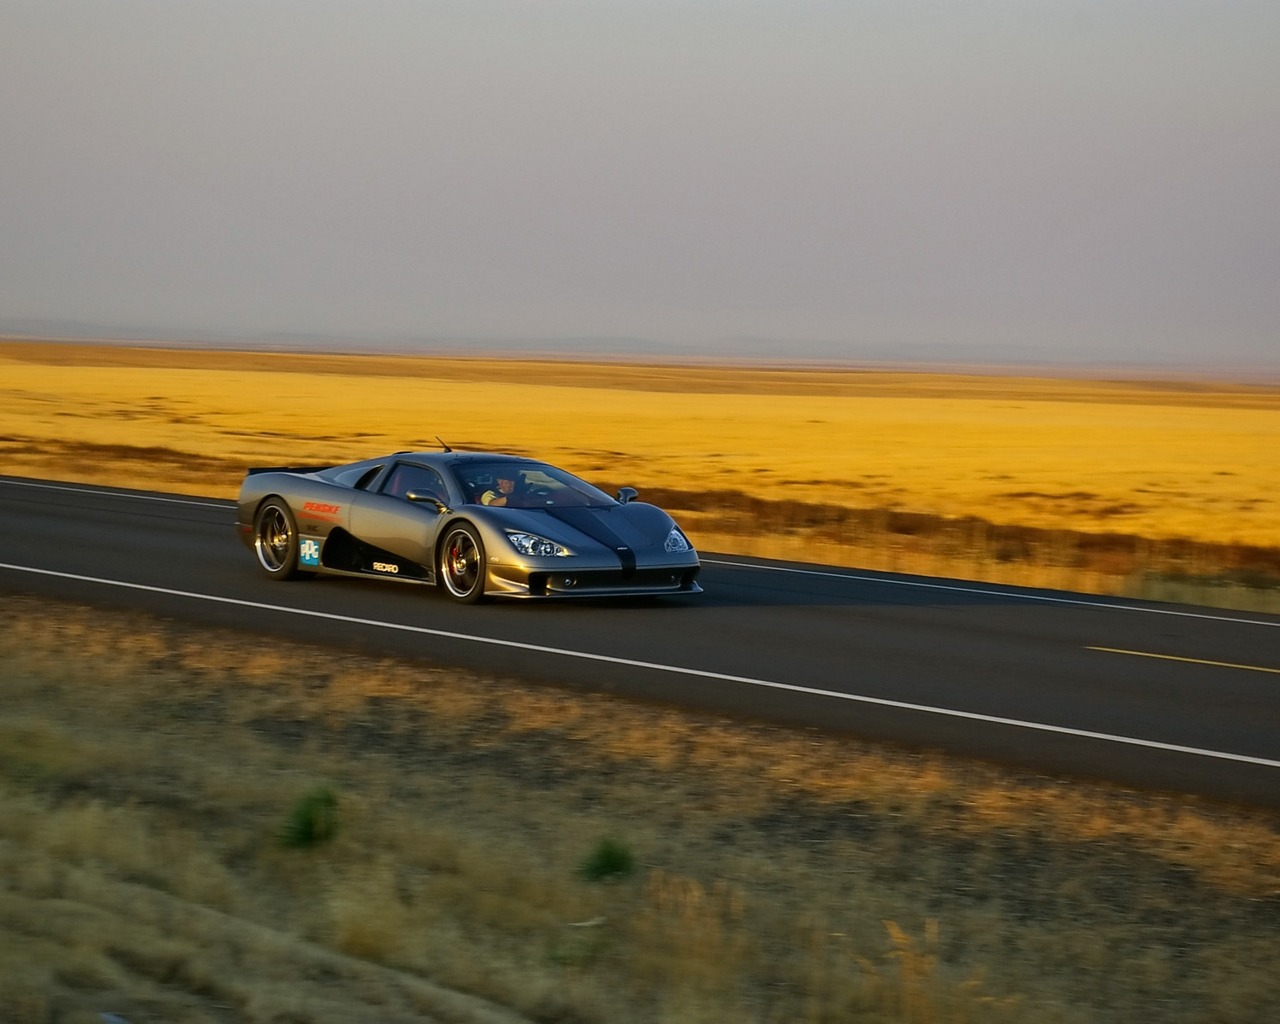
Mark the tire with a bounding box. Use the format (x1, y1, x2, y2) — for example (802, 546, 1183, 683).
(439, 523, 487, 603)
(253, 498, 307, 580)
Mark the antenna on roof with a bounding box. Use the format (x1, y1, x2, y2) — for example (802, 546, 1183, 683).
(437, 436, 453, 452)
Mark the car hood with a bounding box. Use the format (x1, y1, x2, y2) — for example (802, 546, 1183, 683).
(491, 502, 678, 554)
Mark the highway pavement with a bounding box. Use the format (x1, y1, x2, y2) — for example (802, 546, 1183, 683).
(2, 474, 1277, 806)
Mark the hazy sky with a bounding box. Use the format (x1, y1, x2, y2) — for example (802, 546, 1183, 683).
(2, 1, 1277, 365)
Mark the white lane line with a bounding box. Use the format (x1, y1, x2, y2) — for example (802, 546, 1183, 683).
(0, 477, 231, 510)
(702, 557, 1280, 628)
(3, 561, 1278, 771)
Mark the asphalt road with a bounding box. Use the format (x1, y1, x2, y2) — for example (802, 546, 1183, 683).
(2, 475, 1278, 807)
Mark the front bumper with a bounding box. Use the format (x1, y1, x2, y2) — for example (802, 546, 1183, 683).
(486, 563, 702, 598)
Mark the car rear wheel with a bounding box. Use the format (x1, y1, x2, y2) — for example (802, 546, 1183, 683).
(439, 523, 487, 603)
(254, 498, 307, 580)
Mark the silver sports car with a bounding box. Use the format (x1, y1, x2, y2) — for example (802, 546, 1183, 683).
(235, 449, 702, 602)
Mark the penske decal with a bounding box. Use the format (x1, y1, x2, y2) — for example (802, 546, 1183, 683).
(301, 500, 343, 523)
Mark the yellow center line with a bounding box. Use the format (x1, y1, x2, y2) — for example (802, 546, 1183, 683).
(1087, 646, 1280, 675)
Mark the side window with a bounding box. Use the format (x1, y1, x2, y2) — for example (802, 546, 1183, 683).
(382, 463, 446, 502)
(459, 472, 487, 505)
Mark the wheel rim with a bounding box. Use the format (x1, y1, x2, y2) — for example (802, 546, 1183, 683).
(255, 506, 292, 572)
(442, 529, 481, 597)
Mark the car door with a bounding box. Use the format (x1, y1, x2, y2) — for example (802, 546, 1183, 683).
(347, 461, 449, 568)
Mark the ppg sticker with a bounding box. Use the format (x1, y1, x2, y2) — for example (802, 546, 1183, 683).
(300, 538, 321, 566)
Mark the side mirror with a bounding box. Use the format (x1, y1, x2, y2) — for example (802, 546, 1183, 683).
(406, 490, 449, 514)
(616, 486, 638, 504)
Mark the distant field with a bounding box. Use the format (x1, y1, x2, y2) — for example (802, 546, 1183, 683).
(2, 340, 1278, 604)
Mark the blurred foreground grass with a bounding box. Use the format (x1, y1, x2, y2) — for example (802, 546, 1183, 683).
(1, 597, 1278, 1023)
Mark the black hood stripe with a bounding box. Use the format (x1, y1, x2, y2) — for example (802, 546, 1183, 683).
(544, 507, 637, 578)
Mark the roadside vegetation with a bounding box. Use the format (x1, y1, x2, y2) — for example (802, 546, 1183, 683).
(2, 596, 1278, 1023)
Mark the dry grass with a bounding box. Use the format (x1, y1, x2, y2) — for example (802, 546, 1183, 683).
(2, 340, 1279, 607)
(1, 596, 1278, 1023)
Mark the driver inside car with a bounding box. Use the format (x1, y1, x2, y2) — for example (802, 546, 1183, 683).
(479, 471, 520, 506)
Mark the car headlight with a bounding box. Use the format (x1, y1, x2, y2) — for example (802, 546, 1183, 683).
(664, 528, 692, 553)
(506, 531, 570, 557)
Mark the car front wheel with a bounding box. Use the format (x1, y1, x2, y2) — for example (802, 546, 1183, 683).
(439, 523, 487, 603)
(253, 498, 307, 580)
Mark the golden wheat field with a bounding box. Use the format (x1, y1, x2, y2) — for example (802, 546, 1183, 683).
(3, 340, 1278, 605)
(2, 340, 1277, 542)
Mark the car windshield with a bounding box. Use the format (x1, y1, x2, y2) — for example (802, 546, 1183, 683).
(455, 462, 615, 509)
